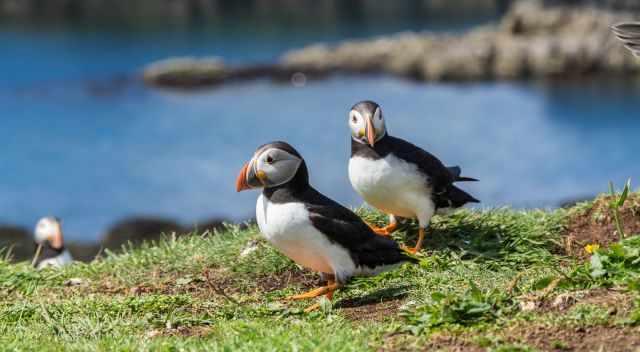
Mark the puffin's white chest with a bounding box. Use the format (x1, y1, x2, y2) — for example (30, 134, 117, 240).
(37, 250, 73, 270)
(255, 194, 355, 276)
(348, 155, 434, 220)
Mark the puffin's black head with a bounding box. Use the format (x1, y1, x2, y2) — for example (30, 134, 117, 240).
(34, 216, 64, 249)
(236, 141, 307, 192)
(349, 100, 387, 147)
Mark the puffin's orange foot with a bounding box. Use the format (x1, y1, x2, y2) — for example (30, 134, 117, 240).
(304, 303, 321, 312)
(366, 221, 398, 237)
(284, 286, 330, 301)
(401, 244, 418, 255)
(283, 282, 339, 301)
(401, 227, 426, 254)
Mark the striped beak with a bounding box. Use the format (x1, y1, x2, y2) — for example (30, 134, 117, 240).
(236, 158, 267, 192)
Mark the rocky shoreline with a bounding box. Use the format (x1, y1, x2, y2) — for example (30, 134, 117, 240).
(143, 1, 640, 89)
(0, 216, 236, 263)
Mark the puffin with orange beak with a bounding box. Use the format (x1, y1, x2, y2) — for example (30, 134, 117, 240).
(33, 216, 73, 269)
(237, 141, 416, 312)
(348, 100, 479, 253)
(612, 23, 640, 57)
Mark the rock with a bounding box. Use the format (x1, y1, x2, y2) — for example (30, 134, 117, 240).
(64, 278, 85, 286)
(0, 225, 34, 262)
(101, 217, 184, 250)
(280, 1, 640, 83)
(66, 243, 101, 263)
(190, 218, 228, 235)
(239, 240, 260, 257)
(519, 299, 539, 311)
(552, 293, 577, 310)
(142, 57, 228, 88)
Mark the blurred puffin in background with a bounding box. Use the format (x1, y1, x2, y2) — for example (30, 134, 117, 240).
(348, 100, 479, 254)
(236, 141, 416, 311)
(33, 216, 73, 269)
(612, 22, 640, 57)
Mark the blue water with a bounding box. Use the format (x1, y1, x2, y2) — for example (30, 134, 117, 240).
(2, 21, 640, 242)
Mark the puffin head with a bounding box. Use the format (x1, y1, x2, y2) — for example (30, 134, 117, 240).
(34, 216, 64, 249)
(349, 100, 386, 147)
(236, 141, 306, 192)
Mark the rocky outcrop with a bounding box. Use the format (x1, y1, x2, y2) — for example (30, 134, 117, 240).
(142, 2, 640, 88)
(0, 225, 33, 261)
(282, 1, 640, 81)
(101, 217, 184, 250)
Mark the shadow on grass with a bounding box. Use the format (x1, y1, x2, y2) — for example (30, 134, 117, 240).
(335, 285, 411, 309)
(395, 210, 559, 263)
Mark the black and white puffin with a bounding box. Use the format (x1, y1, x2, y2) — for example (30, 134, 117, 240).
(236, 141, 416, 311)
(33, 216, 73, 269)
(348, 101, 479, 253)
(612, 23, 640, 57)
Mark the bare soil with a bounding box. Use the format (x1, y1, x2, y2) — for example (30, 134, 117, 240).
(563, 195, 640, 259)
(505, 325, 640, 352)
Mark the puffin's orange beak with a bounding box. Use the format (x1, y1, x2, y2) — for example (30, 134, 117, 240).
(366, 117, 376, 147)
(50, 223, 63, 249)
(236, 162, 251, 192)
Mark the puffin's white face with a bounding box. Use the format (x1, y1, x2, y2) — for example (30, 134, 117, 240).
(34, 217, 63, 248)
(349, 104, 386, 147)
(236, 146, 303, 191)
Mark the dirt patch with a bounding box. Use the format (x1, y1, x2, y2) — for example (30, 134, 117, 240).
(254, 268, 317, 292)
(505, 324, 640, 352)
(532, 288, 635, 314)
(377, 332, 483, 352)
(422, 334, 485, 352)
(563, 195, 640, 259)
(146, 326, 212, 338)
(128, 268, 317, 298)
(58, 267, 319, 300)
(338, 285, 411, 322)
(340, 298, 404, 322)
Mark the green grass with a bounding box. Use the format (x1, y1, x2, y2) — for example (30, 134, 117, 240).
(1, 202, 640, 351)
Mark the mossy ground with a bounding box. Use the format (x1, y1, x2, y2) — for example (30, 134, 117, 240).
(1, 195, 640, 351)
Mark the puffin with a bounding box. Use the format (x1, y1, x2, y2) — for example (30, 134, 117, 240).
(612, 23, 640, 57)
(347, 100, 479, 254)
(236, 141, 416, 311)
(33, 216, 73, 269)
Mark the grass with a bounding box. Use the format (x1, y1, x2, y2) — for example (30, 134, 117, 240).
(1, 198, 640, 351)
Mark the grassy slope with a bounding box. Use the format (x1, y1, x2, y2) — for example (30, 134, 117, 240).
(0, 204, 638, 351)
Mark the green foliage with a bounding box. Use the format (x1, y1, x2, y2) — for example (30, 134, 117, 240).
(589, 236, 640, 283)
(401, 282, 514, 335)
(609, 179, 632, 240)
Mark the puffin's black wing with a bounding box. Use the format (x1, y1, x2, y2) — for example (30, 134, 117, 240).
(612, 23, 640, 57)
(386, 136, 479, 206)
(385, 136, 456, 191)
(302, 188, 412, 269)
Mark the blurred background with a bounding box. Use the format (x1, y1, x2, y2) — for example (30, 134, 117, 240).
(1, 0, 639, 259)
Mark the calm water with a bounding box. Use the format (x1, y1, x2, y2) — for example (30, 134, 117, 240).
(2, 20, 640, 242)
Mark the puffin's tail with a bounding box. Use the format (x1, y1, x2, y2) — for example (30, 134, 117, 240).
(435, 184, 480, 211)
(447, 166, 478, 182)
(448, 185, 480, 206)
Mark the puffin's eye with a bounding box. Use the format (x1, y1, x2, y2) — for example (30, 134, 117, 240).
(266, 155, 274, 164)
(351, 115, 357, 123)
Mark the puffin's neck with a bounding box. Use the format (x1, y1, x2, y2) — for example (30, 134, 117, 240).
(262, 161, 311, 203)
(37, 241, 65, 256)
(351, 134, 392, 159)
